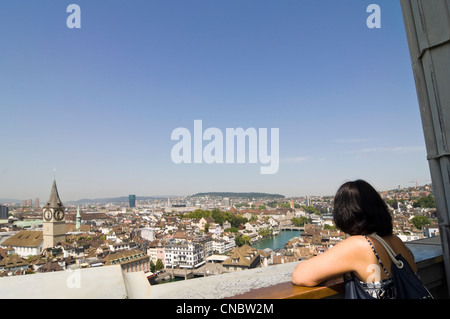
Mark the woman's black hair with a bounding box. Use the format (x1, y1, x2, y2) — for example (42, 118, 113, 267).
(332, 179, 393, 236)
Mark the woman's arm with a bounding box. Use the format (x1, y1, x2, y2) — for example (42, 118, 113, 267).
(291, 236, 366, 286)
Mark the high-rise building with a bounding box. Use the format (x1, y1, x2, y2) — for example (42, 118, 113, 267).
(129, 194, 136, 208)
(306, 196, 311, 207)
(0, 205, 9, 219)
(35, 198, 40, 208)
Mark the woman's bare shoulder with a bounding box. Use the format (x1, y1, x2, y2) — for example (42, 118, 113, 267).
(330, 235, 372, 255)
(389, 234, 405, 244)
(337, 235, 369, 247)
(381, 234, 407, 249)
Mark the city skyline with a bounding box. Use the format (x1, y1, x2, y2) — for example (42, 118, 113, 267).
(0, 1, 431, 201)
(0, 178, 433, 205)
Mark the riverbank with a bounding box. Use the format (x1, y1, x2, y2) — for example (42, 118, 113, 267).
(251, 229, 302, 250)
(153, 230, 302, 285)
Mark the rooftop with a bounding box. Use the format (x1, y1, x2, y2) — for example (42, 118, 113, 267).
(1, 230, 43, 248)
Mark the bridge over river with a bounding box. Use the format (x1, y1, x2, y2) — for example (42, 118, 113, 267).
(280, 226, 304, 231)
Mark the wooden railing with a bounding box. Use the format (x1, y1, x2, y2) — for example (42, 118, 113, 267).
(228, 249, 448, 299)
(228, 277, 344, 299)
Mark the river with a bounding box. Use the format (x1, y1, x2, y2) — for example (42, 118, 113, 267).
(155, 229, 302, 285)
(251, 230, 302, 250)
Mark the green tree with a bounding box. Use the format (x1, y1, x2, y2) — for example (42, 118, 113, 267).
(305, 206, 320, 215)
(413, 195, 435, 208)
(223, 211, 233, 222)
(230, 214, 248, 228)
(258, 227, 273, 237)
(267, 201, 277, 208)
(156, 259, 164, 271)
(211, 208, 224, 225)
(186, 209, 212, 219)
(235, 235, 251, 247)
(411, 215, 431, 229)
(291, 216, 308, 227)
(150, 260, 156, 273)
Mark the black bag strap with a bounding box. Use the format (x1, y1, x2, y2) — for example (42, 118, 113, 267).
(367, 233, 404, 269)
(363, 235, 391, 279)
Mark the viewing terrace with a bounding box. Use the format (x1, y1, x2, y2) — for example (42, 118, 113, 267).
(0, 236, 447, 299)
(1, 0, 450, 301)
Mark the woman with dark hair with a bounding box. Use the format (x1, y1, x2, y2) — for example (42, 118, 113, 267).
(291, 179, 418, 298)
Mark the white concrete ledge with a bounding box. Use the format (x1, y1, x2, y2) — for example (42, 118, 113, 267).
(123, 271, 153, 299)
(0, 262, 297, 299)
(0, 265, 131, 299)
(147, 262, 298, 299)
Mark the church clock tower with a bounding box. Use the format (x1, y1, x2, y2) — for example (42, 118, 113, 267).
(43, 179, 66, 249)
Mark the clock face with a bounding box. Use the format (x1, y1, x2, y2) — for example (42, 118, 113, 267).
(44, 209, 52, 221)
(54, 209, 65, 221)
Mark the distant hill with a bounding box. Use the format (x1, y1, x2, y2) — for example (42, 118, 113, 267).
(0, 199, 22, 204)
(2, 193, 285, 206)
(190, 192, 285, 199)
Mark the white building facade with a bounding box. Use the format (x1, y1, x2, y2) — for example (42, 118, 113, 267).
(164, 239, 205, 269)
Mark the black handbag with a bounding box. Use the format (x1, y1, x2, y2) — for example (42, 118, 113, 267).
(344, 272, 375, 299)
(344, 234, 433, 299)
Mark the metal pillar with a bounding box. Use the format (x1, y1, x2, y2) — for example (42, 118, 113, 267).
(400, 0, 450, 296)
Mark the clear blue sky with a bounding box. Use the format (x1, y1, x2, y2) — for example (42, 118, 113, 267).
(0, 0, 431, 201)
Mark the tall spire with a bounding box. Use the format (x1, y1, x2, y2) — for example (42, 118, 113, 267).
(45, 179, 64, 208)
(76, 205, 81, 230)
